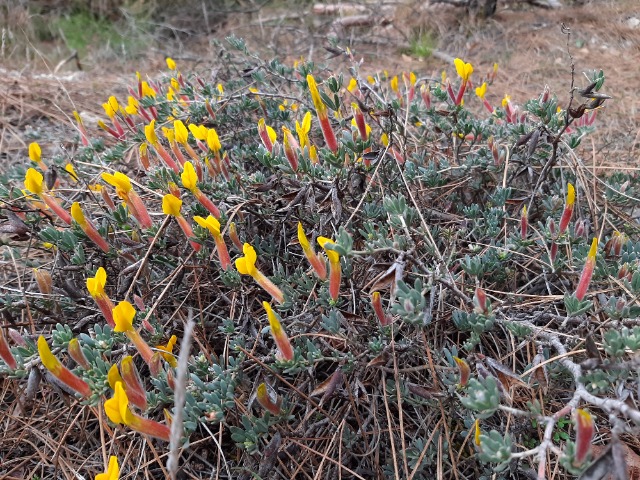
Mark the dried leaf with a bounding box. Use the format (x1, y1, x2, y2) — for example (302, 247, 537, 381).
(585, 334, 602, 361)
(0, 211, 29, 236)
(529, 350, 548, 392)
(579, 444, 613, 480)
(258, 432, 281, 477)
(611, 438, 630, 480)
(366, 352, 388, 368)
(310, 368, 343, 402)
(407, 382, 443, 400)
(483, 355, 530, 389)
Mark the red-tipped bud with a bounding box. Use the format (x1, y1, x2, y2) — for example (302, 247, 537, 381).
(573, 409, 594, 466)
(0, 328, 17, 370)
(559, 183, 575, 234)
(453, 356, 470, 387)
(228, 222, 243, 250)
(33, 268, 53, 295)
(473, 287, 488, 315)
(67, 338, 90, 369)
(256, 383, 281, 415)
(371, 291, 391, 326)
(264, 302, 294, 361)
(575, 238, 598, 301)
(520, 205, 528, 239)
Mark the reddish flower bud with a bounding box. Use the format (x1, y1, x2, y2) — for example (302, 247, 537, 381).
(573, 409, 594, 466)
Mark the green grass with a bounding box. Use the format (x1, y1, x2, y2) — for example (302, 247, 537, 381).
(406, 30, 437, 59)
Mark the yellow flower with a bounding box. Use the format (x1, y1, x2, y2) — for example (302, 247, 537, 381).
(307, 74, 326, 117)
(24, 168, 44, 195)
(171, 78, 180, 90)
(166, 57, 176, 70)
(235, 243, 258, 276)
(86, 267, 107, 298)
(194, 215, 221, 236)
(104, 381, 133, 425)
(367, 75, 376, 84)
(502, 94, 511, 109)
(95, 456, 119, 480)
(144, 121, 158, 146)
(174, 120, 189, 144)
(380, 133, 389, 147)
(317, 237, 340, 264)
(65, 163, 78, 181)
(475, 82, 487, 99)
(125, 96, 138, 115)
(180, 162, 198, 191)
(566, 183, 575, 206)
(113, 301, 136, 333)
(140, 81, 156, 98)
(298, 222, 311, 251)
(101, 172, 133, 196)
(156, 335, 178, 367)
(296, 112, 312, 147)
(390, 75, 398, 93)
(107, 364, 124, 390)
(70, 202, 87, 227)
(29, 142, 41, 163)
(189, 124, 208, 141)
(166, 87, 175, 101)
(347, 77, 358, 92)
(217, 83, 224, 95)
(37, 335, 62, 376)
(162, 193, 182, 217)
(263, 301, 294, 361)
(162, 127, 175, 143)
(259, 119, 278, 146)
(102, 96, 119, 119)
(453, 58, 474, 83)
(207, 128, 221, 152)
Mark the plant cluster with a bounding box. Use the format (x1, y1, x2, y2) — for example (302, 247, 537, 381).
(1, 35, 639, 479)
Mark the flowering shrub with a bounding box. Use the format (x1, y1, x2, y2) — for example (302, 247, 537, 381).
(1, 35, 637, 479)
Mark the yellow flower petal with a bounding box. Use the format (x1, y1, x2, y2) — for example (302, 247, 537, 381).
(87, 267, 107, 298)
(180, 162, 198, 192)
(475, 82, 487, 100)
(162, 194, 182, 217)
(144, 120, 158, 146)
(37, 336, 62, 376)
(317, 236, 340, 264)
(174, 120, 188, 144)
(95, 456, 119, 480)
(390, 75, 398, 92)
(70, 202, 86, 227)
(101, 171, 132, 194)
(166, 57, 176, 70)
(566, 183, 575, 206)
(24, 168, 44, 195)
(188, 124, 208, 141)
(235, 243, 257, 276)
(107, 364, 123, 390)
(207, 128, 221, 152)
(193, 215, 221, 236)
(297, 222, 310, 251)
(113, 301, 136, 333)
(29, 142, 41, 163)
